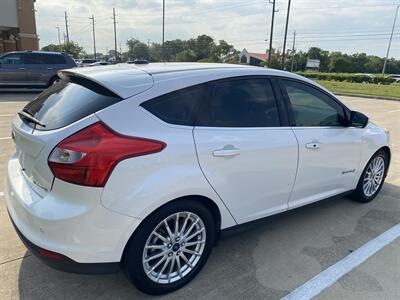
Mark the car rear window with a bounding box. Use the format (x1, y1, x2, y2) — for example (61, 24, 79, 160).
(141, 85, 206, 126)
(22, 76, 122, 131)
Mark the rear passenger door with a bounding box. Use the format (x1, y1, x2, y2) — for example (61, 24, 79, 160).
(193, 77, 298, 224)
(24, 53, 54, 86)
(0, 53, 27, 85)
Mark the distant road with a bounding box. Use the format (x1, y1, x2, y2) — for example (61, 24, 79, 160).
(0, 92, 39, 102)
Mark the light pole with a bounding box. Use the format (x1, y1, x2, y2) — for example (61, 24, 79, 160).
(382, 4, 399, 76)
(162, 0, 165, 61)
(89, 15, 96, 60)
(56, 27, 61, 45)
(268, 0, 278, 68)
(282, 0, 291, 69)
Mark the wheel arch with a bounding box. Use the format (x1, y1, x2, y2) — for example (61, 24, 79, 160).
(379, 146, 391, 176)
(121, 195, 223, 263)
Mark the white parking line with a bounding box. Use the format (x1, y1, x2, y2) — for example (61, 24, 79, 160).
(389, 109, 400, 113)
(0, 192, 4, 197)
(0, 137, 11, 140)
(0, 114, 14, 117)
(281, 223, 400, 300)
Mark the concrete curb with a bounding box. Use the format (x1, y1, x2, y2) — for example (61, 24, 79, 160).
(335, 93, 400, 102)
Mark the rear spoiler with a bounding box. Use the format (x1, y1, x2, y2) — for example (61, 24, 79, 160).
(58, 71, 122, 99)
(58, 67, 154, 99)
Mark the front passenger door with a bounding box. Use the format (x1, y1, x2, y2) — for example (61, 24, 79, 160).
(281, 79, 363, 209)
(0, 53, 27, 85)
(193, 78, 298, 224)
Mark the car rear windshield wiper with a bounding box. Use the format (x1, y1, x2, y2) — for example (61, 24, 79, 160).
(18, 109, 46, 128)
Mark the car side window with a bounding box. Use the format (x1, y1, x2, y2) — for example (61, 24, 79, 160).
(283, 80, 346, 127)
(50, 55, 67, 64)
(141, 85, 205, 126)
(1, 54, 24, 65)
(196, 78, 280, 127)
(24, 53, 48, 64)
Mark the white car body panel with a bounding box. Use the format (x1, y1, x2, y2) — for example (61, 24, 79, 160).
(5, 63, 391, 265)
(5, 156, 140, 263)
(96, 101, 237, 229)
(193, 127, 298, 224)
(288, 127, 363, 209)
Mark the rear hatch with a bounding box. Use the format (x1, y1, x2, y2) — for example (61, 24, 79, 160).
(12, 68, 153, 197)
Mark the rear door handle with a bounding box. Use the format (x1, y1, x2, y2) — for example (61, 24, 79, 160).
(213, 148, 241, 157)
(19, 67, 25, 70)
(47, 67, 53, 70)
(305, 142, 321, 150)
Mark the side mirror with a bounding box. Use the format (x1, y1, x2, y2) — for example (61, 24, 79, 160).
(350, 111, 369, 128)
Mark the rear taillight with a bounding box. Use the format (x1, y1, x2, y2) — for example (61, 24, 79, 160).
(48, 122, 166, 187)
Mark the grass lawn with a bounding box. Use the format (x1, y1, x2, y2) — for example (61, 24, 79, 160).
(316, 80, 400, 100)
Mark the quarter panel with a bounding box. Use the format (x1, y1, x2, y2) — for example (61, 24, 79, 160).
(97, 105, 237, 229)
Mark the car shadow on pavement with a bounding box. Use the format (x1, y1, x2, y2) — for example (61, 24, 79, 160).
(17, 182, 400, 300)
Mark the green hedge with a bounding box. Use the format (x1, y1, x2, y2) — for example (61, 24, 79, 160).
(295, 72, 395, 85)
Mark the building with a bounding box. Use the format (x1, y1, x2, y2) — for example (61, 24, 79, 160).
(0, 0, 39, 53)
(239, 49, 268, 66)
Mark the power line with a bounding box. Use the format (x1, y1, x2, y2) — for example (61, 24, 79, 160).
(382, 4, 399, 75)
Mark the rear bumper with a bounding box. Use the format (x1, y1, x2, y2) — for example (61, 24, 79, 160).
(5, 155, 142, 266)
(8, 211, 119, 274)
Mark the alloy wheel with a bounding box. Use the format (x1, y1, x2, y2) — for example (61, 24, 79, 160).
(363, 156, 385, 197)
(142, 212, 206, 284)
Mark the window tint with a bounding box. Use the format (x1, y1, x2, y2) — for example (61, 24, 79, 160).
(196, 78, 280, 127)
(283, 80, 346, 127)
(141, 85, 205, 126)
(1, 54, 24, 65)
(24, 53, 49, 64)
(22, 78, 122, 131)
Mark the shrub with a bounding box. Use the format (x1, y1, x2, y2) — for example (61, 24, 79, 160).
(295, 72, 395, 85)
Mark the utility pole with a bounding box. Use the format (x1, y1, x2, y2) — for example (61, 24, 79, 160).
(56, 27, 61, 45)
(113, 8, 118, 62)
(291, 31, 296, 72)
(64, 11, 70, 43)
(382, 4, 399, 76)
(268, 0, 278, 67)
(89, 15, 97, 60)
(162, 0, 166, 61)
(281, 0, 291, 69)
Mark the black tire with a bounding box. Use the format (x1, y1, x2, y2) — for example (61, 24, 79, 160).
(47, 76, 59, 87)
(351, 149, 388, 203)
(122, 199, 215, 295)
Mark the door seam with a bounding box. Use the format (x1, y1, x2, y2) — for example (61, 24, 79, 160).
(287, 127, 300, 208)
(191, 127, 238, 225)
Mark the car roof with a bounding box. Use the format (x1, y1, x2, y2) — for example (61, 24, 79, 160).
(2, 50, 65, 56)
(59, 62, 323, 99)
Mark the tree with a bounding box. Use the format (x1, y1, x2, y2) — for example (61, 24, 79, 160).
(41, 44, 63, 52)
(126, 38, 150, 60)
(175, 50, 197, 62)
(41, 41, 84, 58)
(307, 47, 329, 71)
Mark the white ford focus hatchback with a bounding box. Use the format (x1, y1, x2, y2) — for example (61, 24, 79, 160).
(6, 63, 391, 294)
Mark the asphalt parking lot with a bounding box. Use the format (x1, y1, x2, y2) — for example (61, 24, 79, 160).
(0, 93, 399, 299)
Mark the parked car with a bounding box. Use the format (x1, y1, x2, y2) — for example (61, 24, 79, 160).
(76, 59, 98, 67)
(388, 74, 400, 83)
(0, 51, 76, 88)
(5, 63, 391, 295)
(88, 61, 110, 66)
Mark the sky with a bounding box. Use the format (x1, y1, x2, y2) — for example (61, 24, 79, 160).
(34, 0, 400, 58)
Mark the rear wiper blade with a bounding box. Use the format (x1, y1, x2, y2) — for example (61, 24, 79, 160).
(18, 110, 46, 128)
